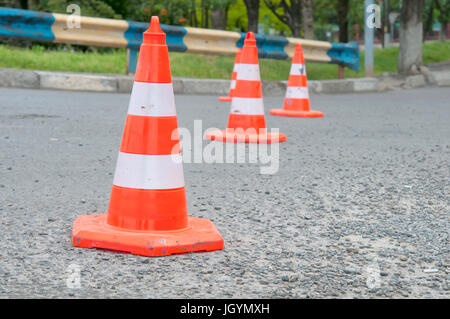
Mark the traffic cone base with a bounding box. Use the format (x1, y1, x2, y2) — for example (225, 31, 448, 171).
(218, 96, 232, 102)
(73, 214, 224, 257)
(270, 108, 324, 118)
(205, 128, 286, 144)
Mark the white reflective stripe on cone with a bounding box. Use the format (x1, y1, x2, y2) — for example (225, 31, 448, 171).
(285, 86, 309, 99)
(237, 64, 261, 81)
(230, 80, 236, 89)
(128, 82, 176, 117)
(233, 64, 240, 72)
(230, 97, 265, 115)
(113, 152, 185, 190)
(289, 63, 307, 76)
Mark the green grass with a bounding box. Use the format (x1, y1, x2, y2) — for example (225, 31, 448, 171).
(0, 41, 449, 80)
(342, 41, 450, 79)
(0, 45, 126, 74)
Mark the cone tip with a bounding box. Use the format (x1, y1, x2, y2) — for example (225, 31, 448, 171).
(148, 16, 163, 34)
(246, 32, 255, 41)
(296, 43, 303, 51)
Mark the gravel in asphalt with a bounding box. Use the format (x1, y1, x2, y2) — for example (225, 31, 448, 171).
(0, 87, 448, 298)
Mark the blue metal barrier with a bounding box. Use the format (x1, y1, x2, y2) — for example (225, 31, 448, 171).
(327, 42, 360, 72)
(237, 33, 289, 59)
(0, 7, 55, 42)
(0, 7, 361, 74)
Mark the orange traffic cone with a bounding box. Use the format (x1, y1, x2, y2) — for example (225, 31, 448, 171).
(206, 32, 286, 144)
(270, 43, 323, 118)
(72, 17, 224, 257)
(218, 49, 241, 102)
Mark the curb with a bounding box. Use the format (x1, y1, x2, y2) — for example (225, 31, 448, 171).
(1, 68, 449, 95)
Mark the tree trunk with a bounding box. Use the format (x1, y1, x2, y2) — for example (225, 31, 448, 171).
(440, 22, 447, 42)
(12, 0, 23, 8)
(243, 0, 260, 32)
(424, 0, 435, 42)
(288, 1, 302, 38)
(383, 0, 391, 48)
(435, 0, 449, 42)
(204, 6, 210, 28)
(398, 0, 425, 74)
(190, 0, 198, 27)
(211, 8, 228, 30)
(263, 0, 302, 38)
(201, 0, 210, 28)
(301, 0, 314, 39)
(289, 23, 302, 38)
(336, 0, 350, 42)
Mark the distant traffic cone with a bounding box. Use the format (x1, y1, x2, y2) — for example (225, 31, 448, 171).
(270, 43, 323, 118)
(206, 32, 286, 144)
(72, 16, 224, 257)
(218, 49, 241, 102)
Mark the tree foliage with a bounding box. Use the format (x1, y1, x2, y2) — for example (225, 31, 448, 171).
(243, 0, 260, 32)
(3, 0, 447, 41)
(45, 0, 121, 19)
(127, 0, 192, 25)
(263, 0, 302, 37)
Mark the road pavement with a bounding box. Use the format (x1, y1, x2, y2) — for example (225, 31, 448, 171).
(0, 87, 448, 298)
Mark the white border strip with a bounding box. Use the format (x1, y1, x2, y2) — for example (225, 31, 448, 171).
(128, 82, 176, 117)
(230, 97, 264, 115)
(289, 63, 307, 76)
(113, 152, 185, 190)
(237, 64, 260, 81)
(286, 87, 309, 99)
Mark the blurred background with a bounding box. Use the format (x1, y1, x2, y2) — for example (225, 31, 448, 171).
(0, 0, 449, 80)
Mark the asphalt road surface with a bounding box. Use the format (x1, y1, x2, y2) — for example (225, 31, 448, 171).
(0, 87, 448, 298)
